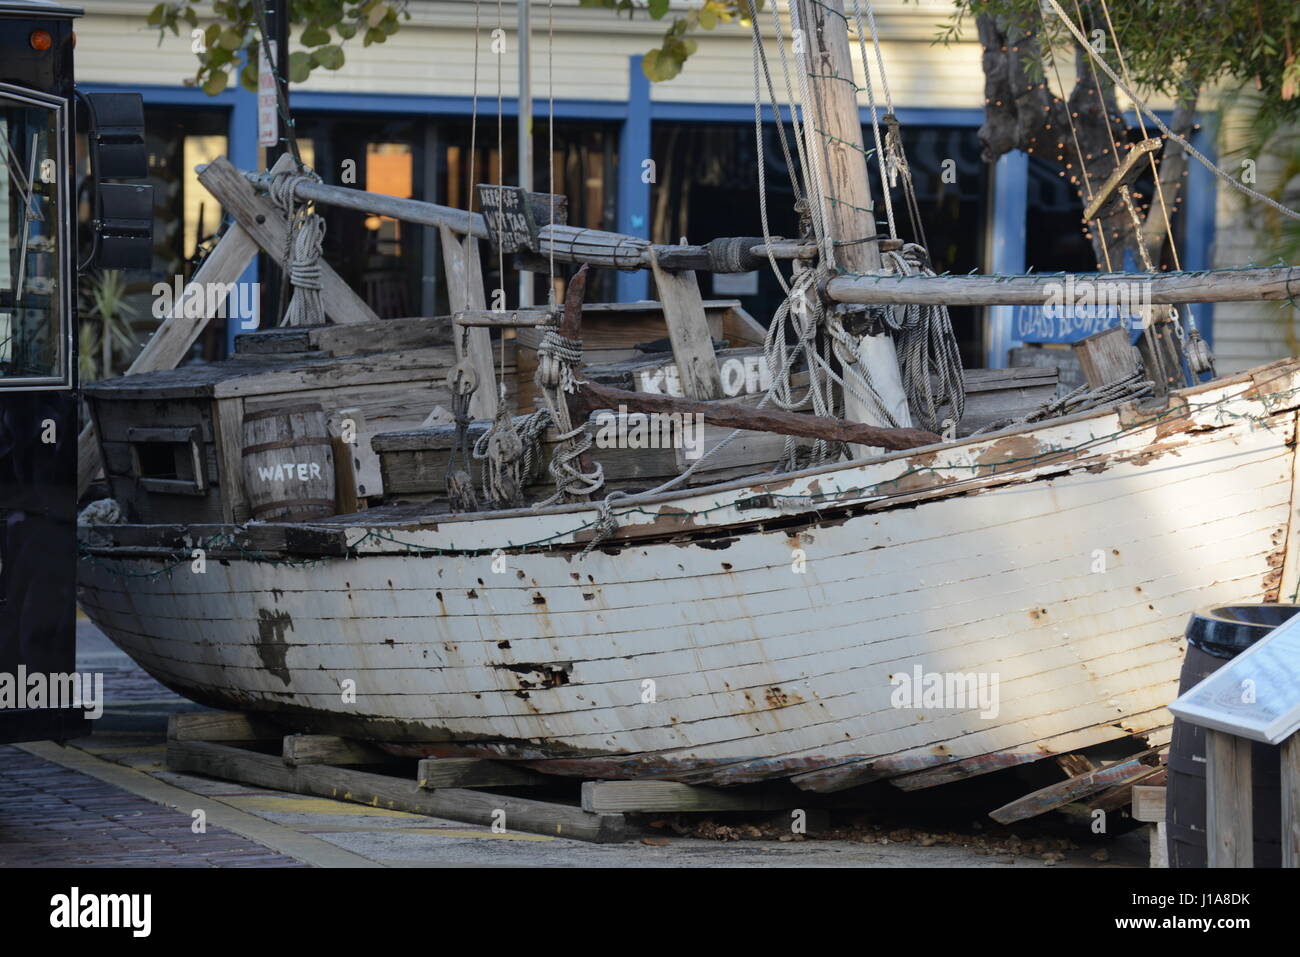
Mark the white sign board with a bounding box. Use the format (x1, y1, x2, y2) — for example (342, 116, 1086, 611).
(1169, 610, 1300, 744)
(258, 40, 279, 149)
(636, 354, 773, 398)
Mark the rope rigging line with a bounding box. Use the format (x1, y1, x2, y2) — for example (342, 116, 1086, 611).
(1044, 0, 1300, 223)
(1096, 0, 1181, 273)
(1067, 0, 1156, 275)
(847, 0, 896, 239)
(1044, 34, 1115, 272)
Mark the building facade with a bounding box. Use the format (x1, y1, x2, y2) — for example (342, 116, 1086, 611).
(74, 0, 1238, 372)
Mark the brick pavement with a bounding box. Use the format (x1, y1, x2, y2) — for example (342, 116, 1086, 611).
(0, 746, 306, 867)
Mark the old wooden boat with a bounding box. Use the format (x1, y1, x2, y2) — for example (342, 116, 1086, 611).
(78, 354, 1300, 791)
(73, 0, 1300, 802)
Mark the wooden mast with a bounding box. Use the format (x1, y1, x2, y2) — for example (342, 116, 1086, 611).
(792, 0, 912, 432)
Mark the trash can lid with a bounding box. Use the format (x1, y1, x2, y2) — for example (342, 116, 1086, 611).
(1185, 603, 1300, 659)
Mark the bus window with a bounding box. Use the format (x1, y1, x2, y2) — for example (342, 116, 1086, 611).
(0, 85, 68, 388)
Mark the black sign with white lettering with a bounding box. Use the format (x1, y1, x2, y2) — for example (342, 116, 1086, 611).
(477, 185, 539, 253)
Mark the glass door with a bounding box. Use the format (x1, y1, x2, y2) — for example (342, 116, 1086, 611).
(0, 83, 71, 390)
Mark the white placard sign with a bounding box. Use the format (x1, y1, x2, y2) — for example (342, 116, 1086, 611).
(258, 40, 279, 149)
(1169, 611, 1300, 744)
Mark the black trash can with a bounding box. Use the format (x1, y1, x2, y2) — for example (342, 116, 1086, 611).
(1167, 603, 1297, 868)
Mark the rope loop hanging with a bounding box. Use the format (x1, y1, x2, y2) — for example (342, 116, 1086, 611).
(268, 165, 326, 328)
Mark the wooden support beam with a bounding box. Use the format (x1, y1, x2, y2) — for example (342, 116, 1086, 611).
(198, 156, 379, 325)
(1083, 138, 1163, 222)
(1283, 733, 1299, 868)
(167, 711, 280, 742)
(326, 408, 365, 515)
(1130, 784, 1167, 823)
(572, 379, 942, 452)
(417, 758, 546, 789)
(1072, 325, 1139, 389)
(580, 780, 806, 813)
(454, 308, 551, 328)
(989, 747, 1165, 824)
(166, 739, 625, 843)
(1206, 729, 1253, 868)
(439, 224, 497, 420)
(77, 224, 260, 498)
(282, 734, 391, 767)
(826, 266, 1300, 307)
(649, 248, 722, 400)
(213, 397, 249, 522)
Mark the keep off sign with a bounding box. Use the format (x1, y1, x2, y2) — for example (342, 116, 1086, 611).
(258, 40, 278, 148)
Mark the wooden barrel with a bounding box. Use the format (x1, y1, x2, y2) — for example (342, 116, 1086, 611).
(241, 403, 336, 521)
(1167, 604, 1297, 868)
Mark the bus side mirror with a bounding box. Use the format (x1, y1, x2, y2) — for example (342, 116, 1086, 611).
(95, 183, 153, 269)
(77, 91, 153, 270)
(84, 92, 147, 179)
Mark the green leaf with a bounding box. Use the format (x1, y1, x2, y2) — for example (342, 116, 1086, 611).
(288, 51, 313, 83)
(699, 7, 718, 29)
(311, 44, 345, 70)
(301, 23, 331, 46)
(217, 27, 243, 51)
(146, 3, 165, 27)
(647, 0, 669, 20)
(336, 22, 357, 39)
(239, 59, 259, 92)
(201, 70, 229, 96)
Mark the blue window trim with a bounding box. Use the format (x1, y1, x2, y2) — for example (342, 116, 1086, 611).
(109, 80, 1231, 367)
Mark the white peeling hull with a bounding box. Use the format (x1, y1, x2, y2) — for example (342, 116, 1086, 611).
(78, 362, 1300, 789)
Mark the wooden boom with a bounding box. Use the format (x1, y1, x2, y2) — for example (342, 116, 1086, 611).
(825, 266, 1300, 306)
(571, 380, 942, 453)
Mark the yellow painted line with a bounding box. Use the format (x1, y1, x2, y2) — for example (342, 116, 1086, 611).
(302, 825, 554, 842)
(19, 742, 384, 868)
(225, 795, 423, 819)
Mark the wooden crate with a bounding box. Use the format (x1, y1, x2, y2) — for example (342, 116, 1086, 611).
(86, 338, 506, 523)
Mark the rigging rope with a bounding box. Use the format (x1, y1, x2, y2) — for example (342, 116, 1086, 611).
(1044, 0, 1300, 223)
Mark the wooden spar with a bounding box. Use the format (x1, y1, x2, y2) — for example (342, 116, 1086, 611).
(792, 0, 912, 434)
(236, 167, 807, 273)
(825, 266, 1300, 306)
(199, 157, 379, 325)
(454, 308, 551, 327)
(571, 379, 941, 452)
(1083, 138, 1163, 222)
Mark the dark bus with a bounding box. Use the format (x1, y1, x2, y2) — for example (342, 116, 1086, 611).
(0, 0, 148, 743)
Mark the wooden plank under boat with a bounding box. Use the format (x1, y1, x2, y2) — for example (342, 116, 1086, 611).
(77, 358, 1300, 792)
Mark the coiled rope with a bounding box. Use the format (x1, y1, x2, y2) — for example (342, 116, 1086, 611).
(267, 165, 326, 328)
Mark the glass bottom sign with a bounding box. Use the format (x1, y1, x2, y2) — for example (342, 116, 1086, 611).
(1013, 275, 1151, 344)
